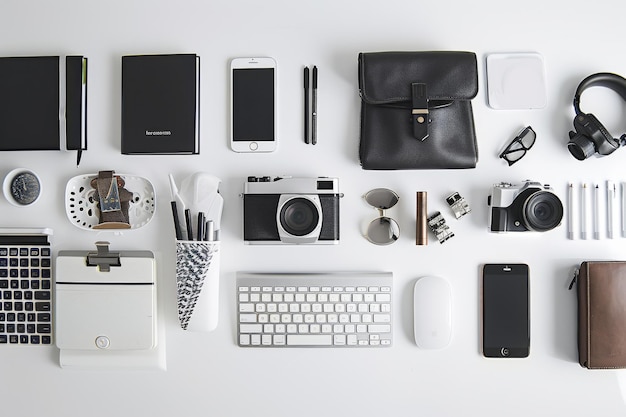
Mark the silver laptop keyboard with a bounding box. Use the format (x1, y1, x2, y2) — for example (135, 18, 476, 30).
(236, 272, 392, 347)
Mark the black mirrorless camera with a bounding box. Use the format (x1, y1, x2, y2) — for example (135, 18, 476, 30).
(488, 180, 563, 233)
(243, 176, 340, 244)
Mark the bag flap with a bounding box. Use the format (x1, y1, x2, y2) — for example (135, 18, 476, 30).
(359, 51, 478, 105)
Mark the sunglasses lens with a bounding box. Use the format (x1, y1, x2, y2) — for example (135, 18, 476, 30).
(518, 127, 536, 148)
(502, 148, 526, 164)
(366, 217, 400, 245)
(364, 188, 399, 210)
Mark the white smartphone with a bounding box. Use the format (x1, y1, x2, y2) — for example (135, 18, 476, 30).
(230, 57, 277, 152)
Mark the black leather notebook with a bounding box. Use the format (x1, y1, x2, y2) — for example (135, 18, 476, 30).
(0, 56, 87, 157)
(0, 56, 60, 150)
(121, 54, 200, 155)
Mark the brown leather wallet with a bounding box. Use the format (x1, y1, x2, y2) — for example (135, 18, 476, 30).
(572, 261, 626, 369)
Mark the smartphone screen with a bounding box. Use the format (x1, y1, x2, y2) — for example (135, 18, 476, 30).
(232, 67, 275, 142)
(482, 264, 529, 358)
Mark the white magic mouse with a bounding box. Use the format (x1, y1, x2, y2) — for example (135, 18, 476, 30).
(413, 276, 452, 349)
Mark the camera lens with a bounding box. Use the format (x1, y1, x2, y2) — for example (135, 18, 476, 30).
(279, 197, 320, 236)
(522, 191, 564, 232)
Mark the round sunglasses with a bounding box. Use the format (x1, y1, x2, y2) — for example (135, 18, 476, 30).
(363, 188, 400, 245)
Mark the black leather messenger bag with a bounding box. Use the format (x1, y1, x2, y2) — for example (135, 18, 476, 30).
(358, 51, 479, 170)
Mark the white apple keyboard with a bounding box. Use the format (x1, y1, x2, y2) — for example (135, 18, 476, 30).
(236, 272, 392, 347)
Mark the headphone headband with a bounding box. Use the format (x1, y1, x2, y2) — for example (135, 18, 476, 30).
(574, 72, 626, 115)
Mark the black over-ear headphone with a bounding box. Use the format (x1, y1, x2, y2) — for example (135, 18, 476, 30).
(568, 72, 626, 160)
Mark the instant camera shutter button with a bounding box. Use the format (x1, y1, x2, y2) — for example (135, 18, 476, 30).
(95, 335, 111, 349)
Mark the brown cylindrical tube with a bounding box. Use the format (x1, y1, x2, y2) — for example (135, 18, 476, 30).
(416, 191, 427, 245)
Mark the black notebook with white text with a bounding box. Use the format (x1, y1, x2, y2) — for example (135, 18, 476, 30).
(121, 53, 200, 155)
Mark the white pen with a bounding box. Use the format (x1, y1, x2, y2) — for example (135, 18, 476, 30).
(568, 183, 574, 240)
(608, 181, 616, 239)
(594, 184, 600, 240)
(622, 182, 626, 238)
(581, 183, 588, 239)
(205, 220, 215, 242)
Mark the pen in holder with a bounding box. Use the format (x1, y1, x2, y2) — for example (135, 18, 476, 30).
(175, 240, 220, 332)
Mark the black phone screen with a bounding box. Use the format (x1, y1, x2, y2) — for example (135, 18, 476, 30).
(232, 68, 275, 142)
(482, 264, 529, 358)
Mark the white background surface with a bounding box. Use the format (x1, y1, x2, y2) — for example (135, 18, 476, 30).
(2, 0, 626, 415)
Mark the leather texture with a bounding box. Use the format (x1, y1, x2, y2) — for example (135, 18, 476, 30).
(358, 51, 479, 170)
(91, 170, 132, 229)
(576, 261, 626, 369)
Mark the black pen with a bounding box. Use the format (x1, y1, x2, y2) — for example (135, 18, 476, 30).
(312, 66, 317, 145)
(171, 201, 183, 240)
(184, 209, 193, 241)
(197, 212, 205, 241)
(304, 66, 310, 144)
(76, 149, 83, 167)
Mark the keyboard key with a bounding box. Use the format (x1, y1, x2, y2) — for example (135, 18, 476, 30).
(35, 302, 50, 311)
(240, 324, 262, 333)
(34, 291, 50, 300)
(37, 324, 51, 334)
(368, 324, 391, 333)
(37, 313, 51, 322)
(287, 334, 332, 346)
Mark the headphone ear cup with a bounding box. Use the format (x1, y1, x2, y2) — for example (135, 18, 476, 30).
(568, 113, 617, 160)
(575, 113, 613, 143)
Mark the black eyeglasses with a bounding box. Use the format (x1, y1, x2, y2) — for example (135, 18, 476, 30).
(363, 188, 400, 245)
(499, 126, 536, 166)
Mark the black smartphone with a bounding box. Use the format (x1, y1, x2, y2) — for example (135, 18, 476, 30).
(482, 263, 530, 358)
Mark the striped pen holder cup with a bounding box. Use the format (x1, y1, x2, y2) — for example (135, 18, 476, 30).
(175, 240, 220, 332)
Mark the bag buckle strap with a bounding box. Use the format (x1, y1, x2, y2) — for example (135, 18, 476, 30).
(411, 83, 429, 141)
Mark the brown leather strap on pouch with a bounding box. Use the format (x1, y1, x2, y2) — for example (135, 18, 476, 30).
(91, 170, 132, 229)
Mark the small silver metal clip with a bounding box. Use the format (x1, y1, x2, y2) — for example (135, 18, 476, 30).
(446, 192, 471, 219)
(427, 212, 455, 244)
